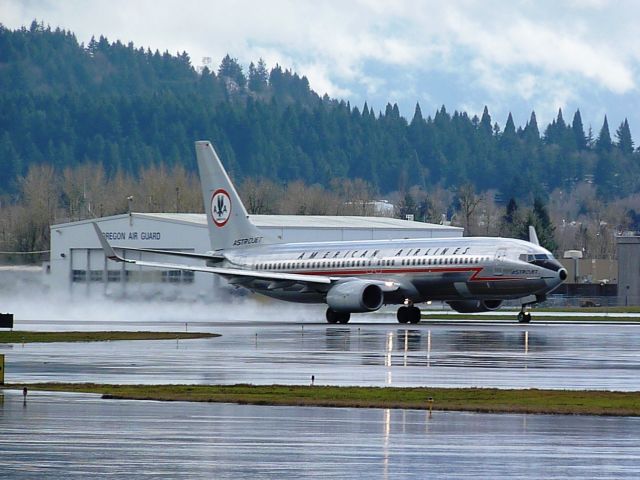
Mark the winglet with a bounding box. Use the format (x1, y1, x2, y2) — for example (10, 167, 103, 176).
(528, 225, 540, 246)
(92, 222, 125, 262)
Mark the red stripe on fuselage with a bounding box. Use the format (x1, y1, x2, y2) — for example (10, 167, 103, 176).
(269, 266, 520, 282)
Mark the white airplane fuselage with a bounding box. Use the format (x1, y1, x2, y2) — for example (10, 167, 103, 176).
(219, 235, 565, 305)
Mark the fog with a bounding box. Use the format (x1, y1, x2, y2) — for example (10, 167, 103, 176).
(0, 266, 327, 325)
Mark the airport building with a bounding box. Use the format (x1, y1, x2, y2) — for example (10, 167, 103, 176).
(617, 235, 640, 305)
(49, 212, 462, 297)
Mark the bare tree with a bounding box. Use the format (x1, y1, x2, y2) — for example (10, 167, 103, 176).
(239, 177, 282, 214)
(456, 183, 481, 236)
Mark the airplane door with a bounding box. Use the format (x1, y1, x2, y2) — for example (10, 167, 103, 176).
(494, 248, 507, 276)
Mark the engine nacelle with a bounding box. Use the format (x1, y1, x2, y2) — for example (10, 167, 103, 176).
(326, 281, 384, 313)
(447, 299, 503, 313)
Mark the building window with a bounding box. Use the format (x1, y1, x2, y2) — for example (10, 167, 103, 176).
(72, 270, 86, 282)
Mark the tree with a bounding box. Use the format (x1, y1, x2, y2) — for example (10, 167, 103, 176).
(501, 197, 526, 238)
(502, 112, 516, 139)
(571, 110, 587, 150)
(523, 111, 540, 143)
(218, 54, 246, 88)
(455, 183, 481, 236)
(479, 105, 492, 136)
(248, 58, 268, 93)
(397, 192, 417, 220)
(596, 116, 612, 152)
(411, 102, 424, 125)
(616, 118, 634, 155)
(531, 197, 557, 252)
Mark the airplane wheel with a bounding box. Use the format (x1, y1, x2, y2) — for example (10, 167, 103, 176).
(397, 306, 409, 323)
(518, 311, 531, 323)
(408, 306, 421, 324)
(338, 312, 351, 324)
(326, 308, 339, 324)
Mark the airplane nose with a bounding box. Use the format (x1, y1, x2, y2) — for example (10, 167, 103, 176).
(558, 268, 567, 281)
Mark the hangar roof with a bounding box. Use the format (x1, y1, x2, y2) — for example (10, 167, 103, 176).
(135, 213, 460, 231)
(52, 212, 462, 232)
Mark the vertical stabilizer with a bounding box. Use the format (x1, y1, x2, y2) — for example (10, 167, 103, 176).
(195, 141, 268, 251)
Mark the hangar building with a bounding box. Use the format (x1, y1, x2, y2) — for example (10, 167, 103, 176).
(50, 212, 463, 297)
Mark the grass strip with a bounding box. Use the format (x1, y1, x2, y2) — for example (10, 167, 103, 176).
(0, 331, 219, 343)
(423, 314, 640, 322)
(4, 383, 640, 416)
(537, 306, 640, 314)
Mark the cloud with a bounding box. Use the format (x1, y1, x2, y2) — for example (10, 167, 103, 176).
(2, 0, 640, 134)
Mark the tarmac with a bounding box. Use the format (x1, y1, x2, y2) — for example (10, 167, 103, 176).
(2, 318, 640, 390)
(2, 298, 640, 477)
(1, 389, 639, 479)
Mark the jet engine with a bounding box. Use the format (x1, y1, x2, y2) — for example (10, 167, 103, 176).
(326, 280, 384, 313)
(447, 299, 503, 313)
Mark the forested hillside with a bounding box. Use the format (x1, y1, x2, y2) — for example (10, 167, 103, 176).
(1, 21, 637, 201)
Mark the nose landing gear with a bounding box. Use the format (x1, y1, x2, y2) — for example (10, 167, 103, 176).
(517, 309, 532, 323)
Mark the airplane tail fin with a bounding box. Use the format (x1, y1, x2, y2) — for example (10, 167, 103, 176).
(195, 141, 269, 251)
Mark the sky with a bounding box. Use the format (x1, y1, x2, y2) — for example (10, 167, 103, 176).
(3, 0, 640, 140)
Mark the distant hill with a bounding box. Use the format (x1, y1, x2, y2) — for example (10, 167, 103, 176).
(0, 20, 638, 200)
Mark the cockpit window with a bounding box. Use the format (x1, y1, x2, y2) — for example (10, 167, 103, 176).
(519, 253, 562, 271)
(519, 253, 551, 262)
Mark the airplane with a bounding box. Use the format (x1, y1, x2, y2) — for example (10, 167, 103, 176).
(93, 140, 568, 324)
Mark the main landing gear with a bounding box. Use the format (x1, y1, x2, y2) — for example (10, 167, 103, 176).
(326, 308, 351, 324)
(397, 305, 421, 324)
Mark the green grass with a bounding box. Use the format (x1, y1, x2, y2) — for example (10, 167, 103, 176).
(0, 331, 219, 343)
(4, 383, 640, 416)
(537, 306, 640, 313)
(423, 313, 640, 322)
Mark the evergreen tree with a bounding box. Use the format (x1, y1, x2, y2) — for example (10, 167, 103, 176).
(531, 197, 557, 252)
(616, 118, 634, 155)
(596, 116, 612, 152)
(411, 102, 423, 125)
(501, 197, 526, 238)
(523, 111, 540, 142)
(571, 109, 587, 150)
(218, 54, 246, 88)
(544, 108, 571, 148)
(479, 106, 492, 136)
(248, 58, 268, 92)
(502, 113, 516, 139)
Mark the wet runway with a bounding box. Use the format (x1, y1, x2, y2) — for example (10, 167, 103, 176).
(2, 319, 640, 390)
(1, 390, 639, 479)
(2, 294, 640, 478)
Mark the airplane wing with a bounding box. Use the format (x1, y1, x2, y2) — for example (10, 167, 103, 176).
(93, 223, 400, 292)
(92, 223, 331, 285)
(98, 246, 225, 263)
